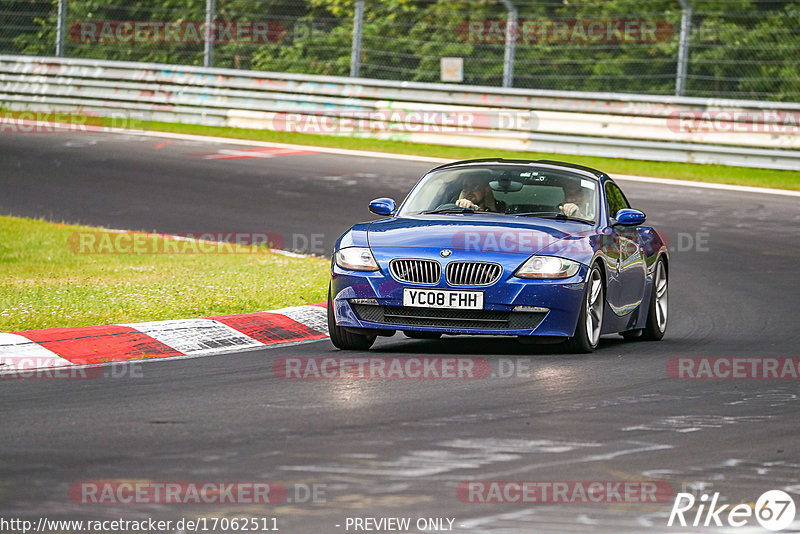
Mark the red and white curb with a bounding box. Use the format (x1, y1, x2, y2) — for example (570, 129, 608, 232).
(0, 304, 329, 374)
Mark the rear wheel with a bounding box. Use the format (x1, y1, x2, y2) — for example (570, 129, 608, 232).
(327, 286, 376, 350)
(622, 257, 668, 341)
(404, 331, 442, 339)
(642, 258, 668, 340)
(565, 264, 604, 353)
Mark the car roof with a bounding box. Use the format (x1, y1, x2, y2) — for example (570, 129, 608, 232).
(428, 158, 607, 181)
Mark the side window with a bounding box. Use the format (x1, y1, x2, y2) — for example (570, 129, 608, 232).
(605, 182, 630, 219)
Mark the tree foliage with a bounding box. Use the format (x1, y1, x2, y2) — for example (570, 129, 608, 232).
(4, 0, 799, 100)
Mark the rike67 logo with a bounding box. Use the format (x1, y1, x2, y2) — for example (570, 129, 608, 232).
(668, 490, 796, 531)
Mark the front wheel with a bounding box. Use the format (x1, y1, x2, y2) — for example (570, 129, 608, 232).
(565, 264, 604, 353)
(327, 286, 376, 350)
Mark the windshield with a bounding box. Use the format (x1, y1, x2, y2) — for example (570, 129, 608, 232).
(398, 164, 599, 223)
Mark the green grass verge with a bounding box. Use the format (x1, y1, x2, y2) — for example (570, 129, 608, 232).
(134, 120, 800, 191)
(0, 215, 330, 331)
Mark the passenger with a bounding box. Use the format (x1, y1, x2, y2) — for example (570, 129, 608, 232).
(559, 179, 588, 218)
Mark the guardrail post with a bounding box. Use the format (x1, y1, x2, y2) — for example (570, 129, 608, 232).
(500, 0, 517, 88)
(56, 0, 67, 57)
(350, 0, 364, 77)
(675, 0, 692, 96)
(204, 0, 216, 68)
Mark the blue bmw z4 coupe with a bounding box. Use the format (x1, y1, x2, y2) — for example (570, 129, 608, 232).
(328, 159, 669, 353)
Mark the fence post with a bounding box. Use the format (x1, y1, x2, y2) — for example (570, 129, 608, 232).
(675, 0, 692, 96)
(501, 0, 517, 88)
(56, 0, 67, 57)
(204, 0, 216, 68)
(350, 0, 364, 77)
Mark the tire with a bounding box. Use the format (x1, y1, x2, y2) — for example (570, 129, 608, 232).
(404, 331, 442, 339)
(641, 257, 668, 341)
(565, 264, 604, 353)
(327, 286, 376, 350)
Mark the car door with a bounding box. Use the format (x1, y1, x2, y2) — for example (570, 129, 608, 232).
(604, 181, 647, 315)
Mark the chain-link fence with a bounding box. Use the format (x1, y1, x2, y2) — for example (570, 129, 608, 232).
(2, 0, 799, 101)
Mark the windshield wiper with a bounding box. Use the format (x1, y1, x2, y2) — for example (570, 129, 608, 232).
(420, 207, 476, 214)
(515, 212, 593, 224)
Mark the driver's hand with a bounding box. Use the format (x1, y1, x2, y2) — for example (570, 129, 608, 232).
(456, 198, 478, 210)
(560, 203, 580, 216)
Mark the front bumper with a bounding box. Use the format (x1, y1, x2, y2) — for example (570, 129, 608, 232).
(331, 247, 587, 337)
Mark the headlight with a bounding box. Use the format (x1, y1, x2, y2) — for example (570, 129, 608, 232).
(335, 247, 379, 272)
(514, 256, 581, 279)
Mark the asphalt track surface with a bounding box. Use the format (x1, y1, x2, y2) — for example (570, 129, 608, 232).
(1, 131, 800, 533)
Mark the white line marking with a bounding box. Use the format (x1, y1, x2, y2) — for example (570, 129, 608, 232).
(86, 125, 799, 197)
(11, 120, 800, 195)
(94, 127, 453, 163)
(203, 150, 276, 159)
(613, 173, 800, 197)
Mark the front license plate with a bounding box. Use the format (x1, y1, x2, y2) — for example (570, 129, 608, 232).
(403, 288, 484, 309)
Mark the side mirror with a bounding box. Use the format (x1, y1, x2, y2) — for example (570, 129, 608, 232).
(369, 197, 396, 216)
(614, 208, 647, 226)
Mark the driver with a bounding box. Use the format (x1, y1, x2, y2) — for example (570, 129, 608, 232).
(455, 172, 501, 212)
(559, 179, 587, 218)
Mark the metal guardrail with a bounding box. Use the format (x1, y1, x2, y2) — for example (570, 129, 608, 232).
(1, 55, 799, 170)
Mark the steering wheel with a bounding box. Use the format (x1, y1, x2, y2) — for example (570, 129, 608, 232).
(434, 203, 460, 210)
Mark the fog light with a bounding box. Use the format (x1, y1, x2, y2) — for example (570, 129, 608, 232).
(514, 305, 549, 313)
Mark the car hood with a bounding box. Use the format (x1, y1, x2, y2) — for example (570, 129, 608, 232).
(367, 214, 590, 255)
